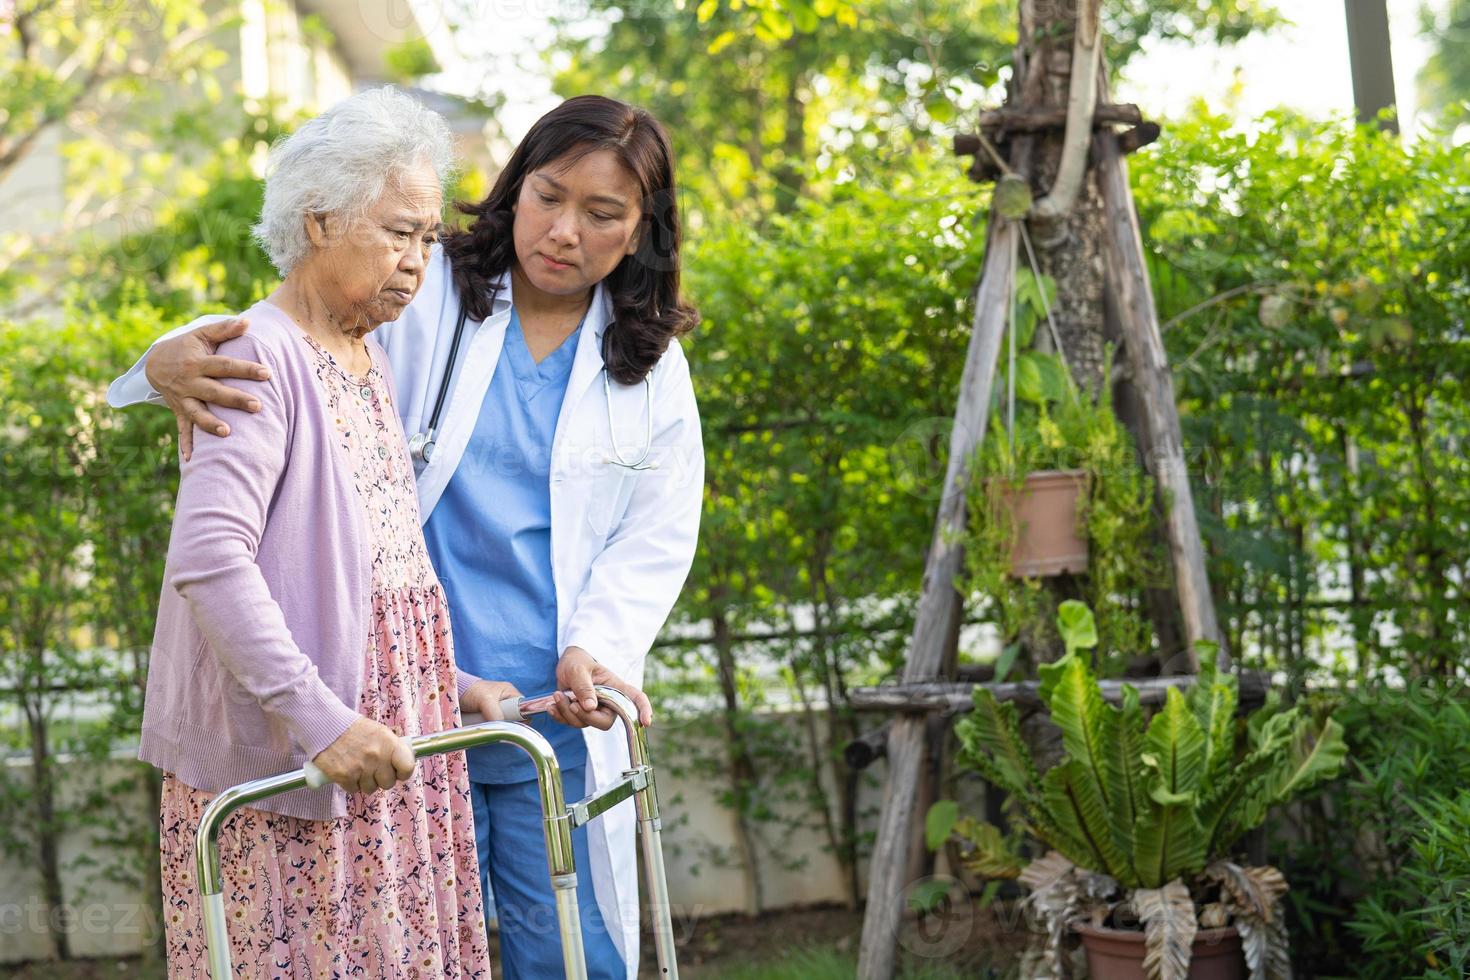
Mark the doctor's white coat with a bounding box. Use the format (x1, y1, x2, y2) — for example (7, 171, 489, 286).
(108, 245, 706, 977)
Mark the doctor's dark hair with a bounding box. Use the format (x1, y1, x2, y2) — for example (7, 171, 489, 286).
(442, 95, 698, 385)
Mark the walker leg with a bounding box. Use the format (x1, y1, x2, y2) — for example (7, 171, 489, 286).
(201, 891, 230, 980)
(553, 873, 589, 980)
(637, 805, 679, 979)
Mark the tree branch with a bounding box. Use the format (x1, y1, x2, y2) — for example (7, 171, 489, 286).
(1028, 0, 1103, 221)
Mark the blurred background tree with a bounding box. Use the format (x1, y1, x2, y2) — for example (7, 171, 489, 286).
(1417, 0, 1470, 109)
(549, 0, 1281, 220)
(0, 0, 243, 308)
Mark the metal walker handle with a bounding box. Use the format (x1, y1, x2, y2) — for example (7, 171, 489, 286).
(194, 685, 678, 980)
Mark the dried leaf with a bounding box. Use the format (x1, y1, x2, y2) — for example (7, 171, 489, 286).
(1234, 915, 1292, 980)
(1021, 852, 1082, 980)
(1198, 902, 1229, 929)
(1017, 944, 1061, 980)
(1206, 863, 1293, 980)
(1261, 913, 1293, 980)
(1206, 862, 1289, 923)
(1020, 850, 1076, 892)
(1237, 917, 1267, 980)
(1133, 880, 1198, 980)
(1078, 870, 1120, 902)
(1074, 870, 1121, 927)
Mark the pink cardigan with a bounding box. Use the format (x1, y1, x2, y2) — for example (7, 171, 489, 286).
(139, 302, 406, 819)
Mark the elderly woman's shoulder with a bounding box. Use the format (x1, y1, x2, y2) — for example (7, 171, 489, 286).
(198, 302, 301, 365)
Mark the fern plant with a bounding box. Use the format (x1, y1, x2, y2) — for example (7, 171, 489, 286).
(941, 602, 1346, 980)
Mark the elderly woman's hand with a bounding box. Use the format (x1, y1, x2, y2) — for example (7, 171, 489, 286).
(144, 317, 271, 460)
(460, 679, 524, 721)
(309, 716, 416, 794)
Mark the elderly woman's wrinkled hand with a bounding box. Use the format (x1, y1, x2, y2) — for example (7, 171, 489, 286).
(309, 716, 416, 794)
(144, 317, 271, 461)
(460, 679, 524, 721)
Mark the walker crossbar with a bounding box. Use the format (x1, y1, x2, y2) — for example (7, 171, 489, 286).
(567, 768, 648, 829)
(193, 685, 677, 980)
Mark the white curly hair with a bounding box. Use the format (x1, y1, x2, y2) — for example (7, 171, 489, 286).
(252, 86, 456, 276)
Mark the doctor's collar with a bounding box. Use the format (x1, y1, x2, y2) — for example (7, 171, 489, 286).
(494, 271, 613, 341)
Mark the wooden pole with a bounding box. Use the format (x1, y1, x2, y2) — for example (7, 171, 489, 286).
(847, 672, 1268, 715)
(854, 216, 1018, 980)
(1094, 127, 1226, 668)
(1343, 0, 1399, 132)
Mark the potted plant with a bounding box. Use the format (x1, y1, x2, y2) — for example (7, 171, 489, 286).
(936, 603, 1346, 980)
(975, 268, 1095, 579)
(966, 342, 1162, 676)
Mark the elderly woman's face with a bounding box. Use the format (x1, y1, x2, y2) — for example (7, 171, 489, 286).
(305, 161, 442, 327)
(511, 149, 643, 299)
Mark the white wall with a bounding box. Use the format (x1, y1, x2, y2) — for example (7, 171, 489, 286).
(0, 757, 158, 962)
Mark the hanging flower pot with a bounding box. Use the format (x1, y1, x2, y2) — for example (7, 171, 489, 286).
(1073, 922, 1247, 980)
(997, 468, 1088, 577)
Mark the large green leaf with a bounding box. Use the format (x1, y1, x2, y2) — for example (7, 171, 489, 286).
(955, 687, 1041, 801)
(1134, 799, 1208, 888)
(1264, 715, 1347, 803)
(1143, 688, 1207, 803)
(1196, 716, 1298, 856)
(1037, 653, 1072, 706)
(1056, 599, 1099, 659)
(1133, 689, 1210, 885)
(1041, 761, 1130, 877)
(1211, 713, 1347, 855)
(1040, 654, 1134, 881)
(952, 817, 1026, 879)
(925, 799, 959, 851)
(1013, 351, 1070, 406)
(1185, 654, 1237, 784)
(1101, 684, 1148, 887)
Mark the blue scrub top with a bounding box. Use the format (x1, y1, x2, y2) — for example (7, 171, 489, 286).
(422, 308, 588, 784)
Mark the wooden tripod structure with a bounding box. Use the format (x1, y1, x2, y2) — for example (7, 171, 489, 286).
(854, 1, 1224, 975)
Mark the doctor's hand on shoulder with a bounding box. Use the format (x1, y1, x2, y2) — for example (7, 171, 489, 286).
(550, 647, 653, 731)
(143, 317, 269, 460)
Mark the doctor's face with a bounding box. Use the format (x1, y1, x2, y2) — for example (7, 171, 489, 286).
(511, 149, 643, 300)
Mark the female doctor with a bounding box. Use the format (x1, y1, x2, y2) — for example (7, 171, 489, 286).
(107, 95, 703, 979)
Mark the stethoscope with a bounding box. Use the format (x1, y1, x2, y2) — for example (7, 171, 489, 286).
(407, 300, 656, 471)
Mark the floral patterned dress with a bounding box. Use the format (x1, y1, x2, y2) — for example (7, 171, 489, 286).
(157, 333, 491, 978)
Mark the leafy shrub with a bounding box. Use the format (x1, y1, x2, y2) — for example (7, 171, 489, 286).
(0, 296, 180, 956)
(1349, 790, 1470, 979)
(1282, 685, 1470, 978)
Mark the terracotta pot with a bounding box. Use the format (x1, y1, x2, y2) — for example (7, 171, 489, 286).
(999, 468, 1088, 577)
(1074, 922, 1246, 980)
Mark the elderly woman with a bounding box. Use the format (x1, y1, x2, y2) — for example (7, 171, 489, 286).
(141, 87, 514, 977)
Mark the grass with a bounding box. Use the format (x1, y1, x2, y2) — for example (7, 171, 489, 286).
(695, 944, 978, 980)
